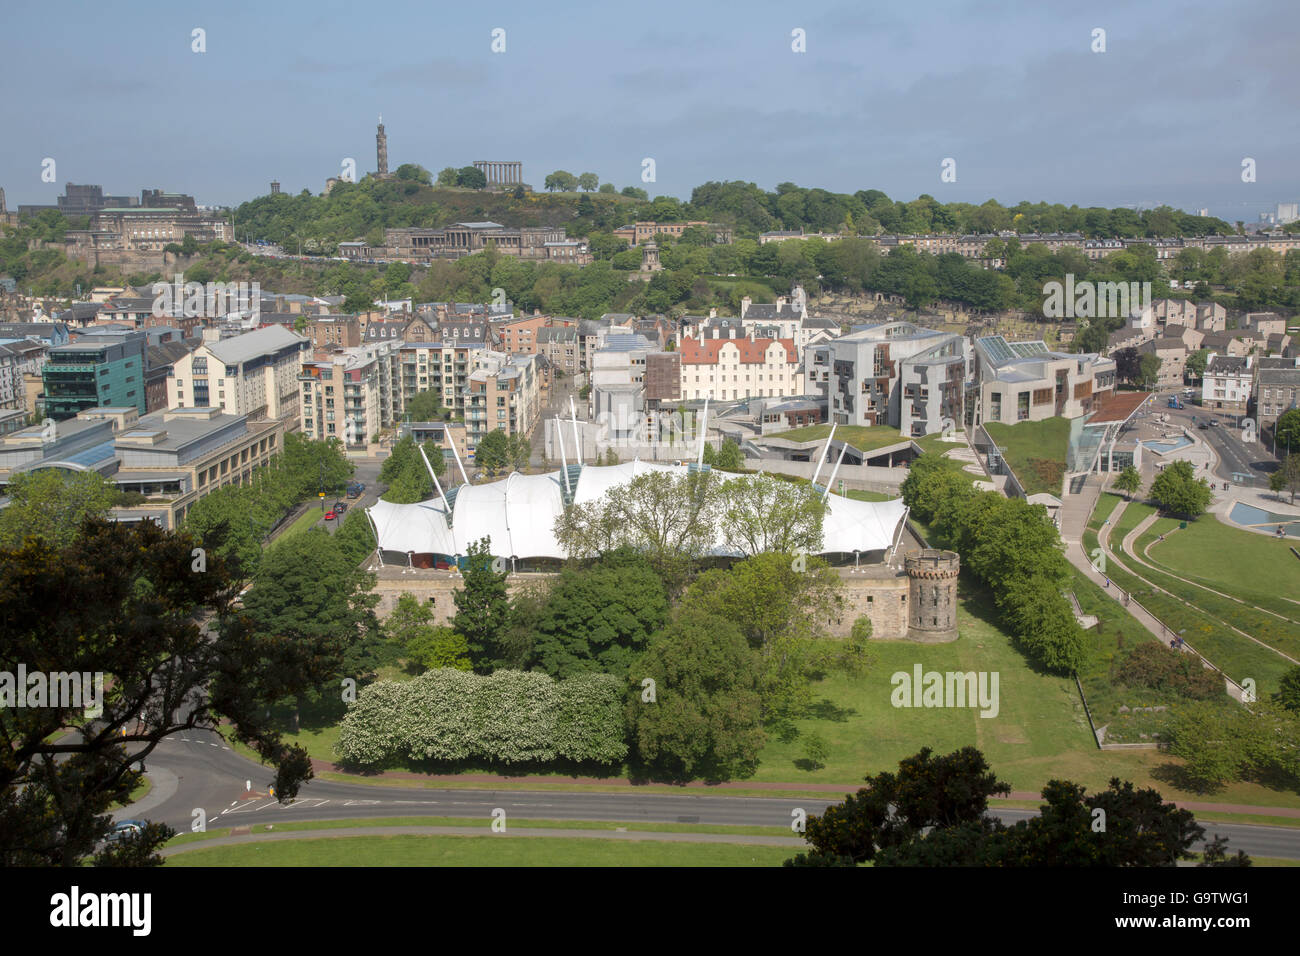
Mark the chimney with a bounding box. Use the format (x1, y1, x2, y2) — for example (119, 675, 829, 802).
(709, 307, 717, 319)
(740, 296, 752, 318)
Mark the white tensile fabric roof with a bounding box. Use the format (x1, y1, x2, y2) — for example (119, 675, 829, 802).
(366, 463, 907, 559)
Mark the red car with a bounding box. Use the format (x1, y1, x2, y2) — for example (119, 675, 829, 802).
(323, 510, 337, 520)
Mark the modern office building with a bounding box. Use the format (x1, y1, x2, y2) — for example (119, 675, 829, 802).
(41, 328, 148, 419)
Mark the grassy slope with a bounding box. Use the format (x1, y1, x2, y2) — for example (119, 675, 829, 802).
(983, 417, 1071, 496)
(768, 424, 906, 453)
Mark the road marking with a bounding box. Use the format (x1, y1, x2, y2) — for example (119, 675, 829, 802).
(276, 798, 330, 810)
(223, 799, 279, 814)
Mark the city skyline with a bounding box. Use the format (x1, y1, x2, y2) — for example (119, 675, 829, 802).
(1, 0, 1297, 220)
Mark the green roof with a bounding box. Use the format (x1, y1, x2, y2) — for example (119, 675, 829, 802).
(768, 423, 907, 453)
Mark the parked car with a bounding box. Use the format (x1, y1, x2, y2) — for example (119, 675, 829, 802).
(1209, 419, 1221, 427)
(1198, 423, 1210, 430)
(333, 502, 348, 513)
(323, 510, 336, 520)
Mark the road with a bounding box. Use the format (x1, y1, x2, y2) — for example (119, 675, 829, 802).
(1156, 390, 1279, 483)
(123, 728, 1300, 860)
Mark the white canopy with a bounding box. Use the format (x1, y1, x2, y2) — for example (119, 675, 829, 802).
(367, 464, 906, 559)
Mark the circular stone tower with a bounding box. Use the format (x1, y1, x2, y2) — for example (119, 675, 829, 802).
(905, 549, 960, 642)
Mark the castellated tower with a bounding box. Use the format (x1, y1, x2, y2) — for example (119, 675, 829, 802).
(905, 549, 960, 642)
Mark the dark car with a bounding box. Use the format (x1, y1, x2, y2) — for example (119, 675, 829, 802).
(333, 502, 348, 514)
(1198, 423, 1210, 430)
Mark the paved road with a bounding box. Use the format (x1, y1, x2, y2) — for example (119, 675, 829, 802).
(120, 728, 1300, 860)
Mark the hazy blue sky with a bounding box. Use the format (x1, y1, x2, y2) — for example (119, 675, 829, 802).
(2, 0, 1296, 220)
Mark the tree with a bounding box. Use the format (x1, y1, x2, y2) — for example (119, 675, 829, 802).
(456, 166, 487, 190)
(507, 433, 531, 472)
(598, 183, 616, 194)
(436, 167, 458, 187)
(1166, 698, 1300, 792)
(1275, 408, 1300, 456)
(406, 627, 472, 672)
(1279, 453, 1300, 506)
(1113, 464, 1142, 500)
(626, 608, 766, 782)
(681, 552, 845, 719)
(452, 537, 511, 671)
(1186, 348, 1208, 381)
(1275, 666, 1300, 712)
(394, 164, 432, 185)
(1270, 466, 1289, 500)
(530, 553, 670, 678)
(240, 529, 380, 729)
(1137, 352, 1162, 389)
(0, 469, 119, 550)
(1149, 459, 1212, 518)
(712, 437, 744, 471)
(553, 470, 722, 587)
(380, 435, 444, 503)
(544, 170, 577, 192)
(577, 172, 599, 192)
(621, 186, 649, 201)
(717, 474, 827, 557)
(793, 747, 1010, 865)
(0, 519, 332, 865)
(474, 429, 511, 476)
(405, 388, 447, 422)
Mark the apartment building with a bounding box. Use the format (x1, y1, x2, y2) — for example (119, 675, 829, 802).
(677, 331, 799, 403)
(306, 314, 361, 350)
(464, 351, 539, 444)
(170, 325, 308, 422)
(1201, 354, 1253, 412)
(536, 326, 580, 376)
(1136, 337, 1190, 388)
(1255, 356, 1300, 441)
(972, 335, 1116, 426)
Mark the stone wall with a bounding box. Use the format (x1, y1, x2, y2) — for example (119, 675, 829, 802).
(370, 566, 922, 640)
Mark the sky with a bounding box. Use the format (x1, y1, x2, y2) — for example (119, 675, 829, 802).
(2, 0, 1297, 221)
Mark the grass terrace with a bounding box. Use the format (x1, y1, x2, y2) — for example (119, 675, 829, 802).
(767, 424, 908, 456)
(983, 417, 1071, 497)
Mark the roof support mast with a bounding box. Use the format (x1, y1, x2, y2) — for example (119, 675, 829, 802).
(555, 417, 571, 497)
(810, 422, 837, 489)
(568, 395, 582, 465)
(448, 430, 470, 485)
(696, 398, 709, 467)
(822, 440, 848, 501)
(417, 442, 451, 513)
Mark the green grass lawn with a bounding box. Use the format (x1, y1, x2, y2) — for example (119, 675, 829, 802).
(983, 418, 1071, 497)
(845, 489, 898, 503)
(277, 505, 328, 539)
(1096, 509, 1292, 696)
(166, 834, 794, 867)
(768, 423, 907, 454)
(750, 585, 1098, 791)
(1144, 512, 1300, 619)
(1131, 523, 1300, 662)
